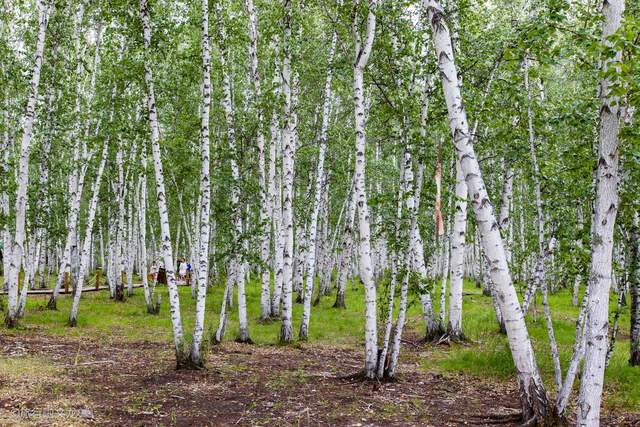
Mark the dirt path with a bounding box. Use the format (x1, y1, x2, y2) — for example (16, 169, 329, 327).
(0, 333, 637, 426)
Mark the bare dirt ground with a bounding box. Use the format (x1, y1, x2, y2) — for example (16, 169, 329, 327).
(0, 331, 638, 426)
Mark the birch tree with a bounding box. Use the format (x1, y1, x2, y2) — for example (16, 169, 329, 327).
(299, 22, 337, 340)
(189, 0, 213, 367)
(352, 0, 379, 378)
(577, 1, 626, 424)
(278, 0, 295, 344)
(5, 0, 53, 327)
(140, 0, 186, 366)
(424, 1, 552, 420)
(245, 0, 271, 324)
(630, 213, 640, 366)
(216, 0, 250, 343)
(68, 142, 109, 326)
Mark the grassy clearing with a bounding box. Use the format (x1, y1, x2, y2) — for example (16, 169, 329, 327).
(1, 273, 638, 412)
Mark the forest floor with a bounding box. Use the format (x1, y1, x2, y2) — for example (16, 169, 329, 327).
(1, 278, 640, 426)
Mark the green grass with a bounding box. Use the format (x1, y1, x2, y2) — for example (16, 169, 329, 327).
(0, 274, 385, 347)
(1, 273, 638, 412)
(425, 279, 640, 411)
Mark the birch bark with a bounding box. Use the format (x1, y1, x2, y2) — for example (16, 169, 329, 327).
(334, 173, 357, 308)
(140, 0, 186, 364)
(387, 149, 415, 378)
(424, 1, 551, 420)
(270, 47, 284, 317)
(498, 163, 513, 261)
(49, 8, 106, 308)
(36, 79, 58, 289)
(447, 158, 466, 338)
(69, 142, 109, 326)
(1, 109, 11, 293)
(137, 158, 156, 314)
(577, 1, 625, 424)
(353, 0, 379, 378)
(572, 207, 585, 306)
(245, 0, 271, 323)
(217, 1, 250, 343)
(5, 0, 53, 326)
(299, 27, 336, 340)
(17, 237, 39, 317)
(189, 0, 213, 366)
(376, 150, 406, 376)
(279, 0, 295, 343)
(521, 53, 547, 314)
(630, 213, 640, 366)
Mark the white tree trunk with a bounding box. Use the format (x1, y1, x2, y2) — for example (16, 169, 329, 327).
(217, 2, 250, 343)
(521, 53, 547, 315)
(140, 0, 185, 364)
(299, 27, 336, 340)
(189, 0, 213, 366)
(2, 104, 13, 292)
(386, 148, 413, 378)
(334, 173, 357, 308)
(498, 163, 514, 263)
(577, 1, 625, 424)
(137, 159, 155, 314)
(352, 0, 378, 378)
(409, 188, 441, 339)
(447, 159, 467, 338)
(630, 213, 640, 366)
(572, 206, 585, 306)
(278, 0, 295, 343)
(69, 142, 109, 326)
(49, 6, 104, 308)
(246, 0, 271, 323)
(36, 83, 58, 289)
(424, 1, 551, 420)
(269, 50, 284, 318)
(377, 152, 405, 376)
(5, 0, 53, 326)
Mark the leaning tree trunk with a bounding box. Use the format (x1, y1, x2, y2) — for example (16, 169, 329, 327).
(5, 0, 53, 327)
(577, 1, 626, 424)
(386, 149, 417, 378)
(140, 0, 186, 366)
(377, 153, 406, 379)
(424, 1, 552, 421)
(189, 0, 213, 367)
(334, 172, 357, 309)
(69, 142, 109, 326)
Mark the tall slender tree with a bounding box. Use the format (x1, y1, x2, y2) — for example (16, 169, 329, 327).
(5, 0, 54, 327)
(140, 0, 186, 366)
(577, 0, 626, 424)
